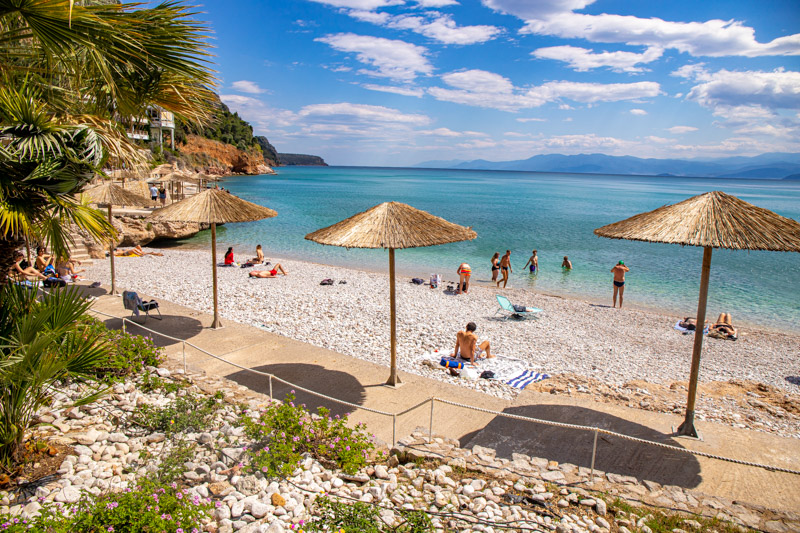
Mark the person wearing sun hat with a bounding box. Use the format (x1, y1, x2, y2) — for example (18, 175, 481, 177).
(610, 260, 630, 308)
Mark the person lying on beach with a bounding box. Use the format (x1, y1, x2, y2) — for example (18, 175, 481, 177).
(10, 251, 48, 281)
(114, 245, 163, 257)
(678, 317, 698, 330)
(250, 244, 265, 264)
(453, 322, 495, 365)
(710, 313, 737, 339)
(248, 264, 287, 278)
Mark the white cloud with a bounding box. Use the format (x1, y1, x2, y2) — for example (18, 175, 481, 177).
(297, 102, 431, 126)
(231, 80, 267, 94)
(667, 126, 698, 134)
(630, 109, 647, 115)
(686, 69, 800, 110)
(419, 127, 484, 137)
(671, 63, 710, 81)
(645, 136, 670, 144)
(316, 33, 432, 81)
(308, 0, 402, 9)
(516, 117, 546, 123)
(532, 45, 662, 72)
(428, 69, 661, 111)
(483, 0, 800, 57)
(348, 10, 500, 45)
(361, 84, 425, 97)
(414, 0, 459, 7)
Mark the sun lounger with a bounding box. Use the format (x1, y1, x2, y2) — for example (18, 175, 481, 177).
(495, 294, 542, 320)
(122, 291, 162, 323)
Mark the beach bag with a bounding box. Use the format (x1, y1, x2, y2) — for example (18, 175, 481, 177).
(480, 370, 495, 379)
(513, 304, 527, 312)
(42, 265, 56, 277)
(439, 358, 464, 369)
(411, 278, 424, 285)
(462, 368, 479, 380)
(320, 279, 334, 286)
(430, 274, 441, 288)
(43, 277, 66, 288)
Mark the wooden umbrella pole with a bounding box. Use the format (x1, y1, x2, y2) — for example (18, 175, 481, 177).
(210, 223, 222, 329)
(108, 205, 117, 296)
(678, 246, 712, 437)
(386, 248, 401, 386)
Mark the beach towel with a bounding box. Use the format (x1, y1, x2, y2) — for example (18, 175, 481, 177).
(674, 321, 709, 335)
(506, 370, 549, 390)
(421, 350, 546, 386)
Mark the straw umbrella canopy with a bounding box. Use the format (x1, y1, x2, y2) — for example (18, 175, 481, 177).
(83, 182, 153, 295)
(148, 188, 277, 328)
(594, 190, 800, 437)
(305, 202, 477, 386)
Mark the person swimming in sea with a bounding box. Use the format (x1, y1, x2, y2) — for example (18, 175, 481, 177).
(562, 256, 572, 269)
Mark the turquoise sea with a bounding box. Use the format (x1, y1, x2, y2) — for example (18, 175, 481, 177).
(181, 167, 800, 333)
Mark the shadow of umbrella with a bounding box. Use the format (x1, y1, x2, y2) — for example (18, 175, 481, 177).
(459, 404, 701, 489)
(97, 315, 204, 348)
(226, 363, 367, 419)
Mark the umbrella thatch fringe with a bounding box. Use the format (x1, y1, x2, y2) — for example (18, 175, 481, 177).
(305, 202, 477, 249)
(594, 191, 800, 251)
(148, 188, 277, 224)
(83, 183, 152, 208)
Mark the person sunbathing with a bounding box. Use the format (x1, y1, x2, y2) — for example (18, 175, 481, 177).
(453, 322, 495, 365)
(710, 313, 737, 339)
(35, 246, 53, 271)
(115, 245, 163, 257)
(249, 264, 287, 278)
(249, 244, 265, 264)
(10, 251, 48, 281)
(56, 257, 84, 282)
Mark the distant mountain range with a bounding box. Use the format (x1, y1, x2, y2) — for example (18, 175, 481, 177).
(413, 152, 800, 180)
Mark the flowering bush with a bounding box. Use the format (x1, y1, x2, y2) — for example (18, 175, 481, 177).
(309, 496, 432, 532)
(240, 393, 376, 477)
(0, 481, 210, 532)
(78, 317, 165, 381)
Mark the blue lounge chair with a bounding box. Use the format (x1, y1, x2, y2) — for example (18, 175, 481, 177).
(495, 294, 542, 320)
(123, 291, 162, 323)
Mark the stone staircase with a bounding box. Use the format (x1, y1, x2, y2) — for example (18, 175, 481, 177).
(66, 226, 98, 266)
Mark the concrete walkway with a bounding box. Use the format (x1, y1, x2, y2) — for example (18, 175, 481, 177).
(84, 285, 800, 513)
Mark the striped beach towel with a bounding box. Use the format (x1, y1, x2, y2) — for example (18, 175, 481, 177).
(506, 370, 549, 389)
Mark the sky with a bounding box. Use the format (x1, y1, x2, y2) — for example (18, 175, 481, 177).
(201, 0, 800, 167)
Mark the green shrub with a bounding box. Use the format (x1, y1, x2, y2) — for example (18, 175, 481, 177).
(0, 481, 211, 532)
(77, 317, 164, 382)
(239, 392, 376, 478)
(132, 391, 222, 436)
(309, 496, 433, 532)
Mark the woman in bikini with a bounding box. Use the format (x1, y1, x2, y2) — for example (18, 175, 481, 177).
(711, 313, 737, 339)
(490, 252, 500, 282)
(249, 264, 287, 278)
(250, 244, 265, 264)
(456, 262, 471, 294)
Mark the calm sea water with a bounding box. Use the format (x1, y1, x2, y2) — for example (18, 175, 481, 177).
(182, 167, 800, 333)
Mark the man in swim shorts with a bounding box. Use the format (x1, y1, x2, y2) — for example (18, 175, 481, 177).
(497, 250, 512, 288)
(611, 260, 630, 308)
(523, 250, 538, 274)
(454, 322, 494, 364)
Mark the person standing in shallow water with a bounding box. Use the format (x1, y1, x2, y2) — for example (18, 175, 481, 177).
(611, 260, 630, 308)
(497, 250, 512, 288)
(562, 256, 572, 269)
(490, 252, 500, 282)
(523, 250, 538, 274)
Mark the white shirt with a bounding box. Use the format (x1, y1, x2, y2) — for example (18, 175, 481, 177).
(149, 186, 158, 196)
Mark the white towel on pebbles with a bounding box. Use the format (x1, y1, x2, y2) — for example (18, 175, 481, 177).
(418, 349, 541, 382)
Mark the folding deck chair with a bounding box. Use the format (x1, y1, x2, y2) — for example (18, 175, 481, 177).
(122, 291, 162, 323)
(495, 294, 542, 320)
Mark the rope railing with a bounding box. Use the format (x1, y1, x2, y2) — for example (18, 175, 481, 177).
(88, 308, 800, 477)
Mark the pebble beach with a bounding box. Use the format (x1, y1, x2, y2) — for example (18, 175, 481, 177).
(82, 248, 800, 398)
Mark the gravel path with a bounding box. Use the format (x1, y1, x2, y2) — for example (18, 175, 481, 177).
(82, 248, 800, 402)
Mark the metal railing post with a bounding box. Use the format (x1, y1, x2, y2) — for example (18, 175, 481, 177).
(429, 398, 434, 443)
(121, 319, 126, 335)
(590, 428, 599, 484)
(392, 414, 397, 449)
(182, 341, 187, 374)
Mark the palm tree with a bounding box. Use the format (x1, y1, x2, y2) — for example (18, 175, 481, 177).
(0, 0, 217, 281)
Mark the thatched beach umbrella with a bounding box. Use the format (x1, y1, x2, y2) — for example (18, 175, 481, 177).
(305, 202, 477, 387)
(149, 188, 277, 329)
(595, 191, 800, 437)
(83, 182, 153, 295)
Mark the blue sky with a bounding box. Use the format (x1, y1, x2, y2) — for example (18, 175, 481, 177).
(203, 0, 800, 166)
